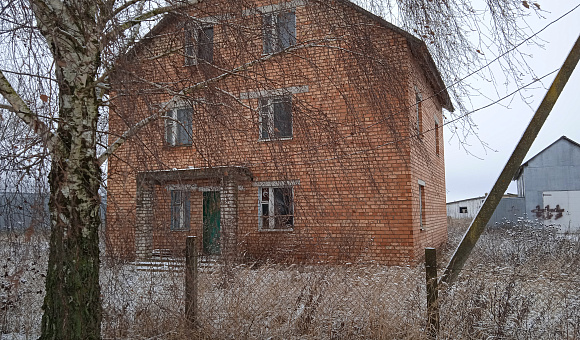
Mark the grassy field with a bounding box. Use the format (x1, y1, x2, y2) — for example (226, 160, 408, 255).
(1, 221, 579, 339)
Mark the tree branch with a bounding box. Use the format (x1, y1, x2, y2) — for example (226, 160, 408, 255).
(0, 104, 15, 111)
(98, 111, 164, 165)
(109, 0, 147, 19)
(181, 38, 337, 96)
(0, 70, 55, 152)
(103, 0, 201, 45)
(98, 38, 336, 164)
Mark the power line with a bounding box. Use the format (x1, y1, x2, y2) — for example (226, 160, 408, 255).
(234, 4, 580, 168)
(243, 68, 558, 168)
(333, 2, 580, 146)
(430, 2, 580, 106)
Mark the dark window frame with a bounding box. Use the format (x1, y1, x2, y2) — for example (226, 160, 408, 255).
(170, 190, 191, 231)
(263, 10, 296, 54)
(185, 24, 214, 66)
(435, 121, 440, 155)
(419, 183, 426, 230)
(415, 90, 423, 136)
(259, 95, 293, 140)
(165, 107, 193, 146)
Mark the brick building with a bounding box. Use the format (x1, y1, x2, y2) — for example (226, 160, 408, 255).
(107, 0, 454, 264)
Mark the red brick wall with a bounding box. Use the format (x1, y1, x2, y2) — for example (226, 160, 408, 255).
(106, 0, 447, 264)
(407, 52, 448, 260)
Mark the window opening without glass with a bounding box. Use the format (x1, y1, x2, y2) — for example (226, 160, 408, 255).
(259, 95, 292, 140)
(263, 10, 296, 54)
(185, 24, 214, 65)
(259, 186, 294, 229)
(165, 107, 193, 146)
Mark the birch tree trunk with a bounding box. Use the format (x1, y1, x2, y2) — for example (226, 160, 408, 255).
(40, 88, 102, 340)
(32, 2, 103, 338)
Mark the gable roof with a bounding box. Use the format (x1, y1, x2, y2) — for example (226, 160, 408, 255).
(446, 193, 517, 205)
(334, 0, 454, 112)
(123, 0, 454, 111)
(513, 136, 580, 180)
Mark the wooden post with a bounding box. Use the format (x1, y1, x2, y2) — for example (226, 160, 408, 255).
(425, 248, 439, 337)
(185, 236, 198, 326)
(440, 34, 580, 286)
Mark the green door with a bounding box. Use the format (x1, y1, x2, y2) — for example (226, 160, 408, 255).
(203, 191, 221, 255)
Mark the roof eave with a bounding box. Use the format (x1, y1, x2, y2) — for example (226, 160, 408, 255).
(334, 0, 454, 112)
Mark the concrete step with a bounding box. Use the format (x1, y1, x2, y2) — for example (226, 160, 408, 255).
(134, 255, 220, 272)
(134, 259, 184, 272)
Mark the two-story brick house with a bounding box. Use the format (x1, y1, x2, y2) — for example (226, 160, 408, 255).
(107, 0, 454, 264)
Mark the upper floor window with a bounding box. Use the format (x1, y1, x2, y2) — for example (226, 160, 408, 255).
(259, 95, 292, 140)
(165, 107, 193, 146)
(263, 10, 296, 54)
(435, 121, 440, 155)
(185, 24, 214, 65)
(415, 89, 423, 135)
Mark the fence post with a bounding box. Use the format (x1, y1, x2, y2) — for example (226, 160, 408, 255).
(185, 236, 198, 326)
(425, 247, 439, 337)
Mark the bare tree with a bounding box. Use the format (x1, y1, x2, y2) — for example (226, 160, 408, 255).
(0, 0, 544, 338)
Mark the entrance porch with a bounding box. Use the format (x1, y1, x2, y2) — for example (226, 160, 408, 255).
(134, 166, 252, 261)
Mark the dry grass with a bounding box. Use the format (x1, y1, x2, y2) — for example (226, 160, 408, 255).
(99, 259, 427, 339)
(1, 221, 579, 339)
(440, 221, 580, 339)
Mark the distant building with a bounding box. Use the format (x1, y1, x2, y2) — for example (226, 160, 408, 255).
(446, 196, 485, 220)
(0, 192, 49, 231)
(447, 193, 517, 221)
(448, 136, 580, 232)
(511, 136, 580, 232)
(0, 192, 107, 232)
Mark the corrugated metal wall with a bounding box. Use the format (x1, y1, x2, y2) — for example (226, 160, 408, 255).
(488, 197, 526, 225)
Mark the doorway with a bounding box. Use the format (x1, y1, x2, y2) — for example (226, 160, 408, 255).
(202, 191, 221, 255)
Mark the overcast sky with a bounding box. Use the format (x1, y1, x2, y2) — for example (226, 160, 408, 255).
(444, 1, 580, 203)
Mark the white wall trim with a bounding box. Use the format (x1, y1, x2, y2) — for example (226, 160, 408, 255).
(159, 98, 191, 111)
(418, 179, 426, 186)
(243, 0, 307, 16)
(185, 14, 231, 25)
(166, 184, 197, 191)
(253, 179, 300, 187)
(198, 186, 222, 192)
(240, 86, 309, 100)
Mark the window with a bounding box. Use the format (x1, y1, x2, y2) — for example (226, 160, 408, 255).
(263, 10, 296, 54)
(419, 182, 426, 229)
(459, 206, 468, 214)
(185, 24, 214, 65)
(415, 89, 422, 135)
(435, 122, 440, 155)
(165, 107, 193, 146)
(171, 190, 191, 231)
(259, 186, 294, 229)
(259, 95, 292, 139)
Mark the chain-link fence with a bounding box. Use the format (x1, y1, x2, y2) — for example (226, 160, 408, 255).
(2, 220, 579, 339)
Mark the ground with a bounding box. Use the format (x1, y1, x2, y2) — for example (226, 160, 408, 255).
(1, 221, 579, 339)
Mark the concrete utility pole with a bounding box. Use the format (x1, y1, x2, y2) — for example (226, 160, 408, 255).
(440, 34, 580, 286)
